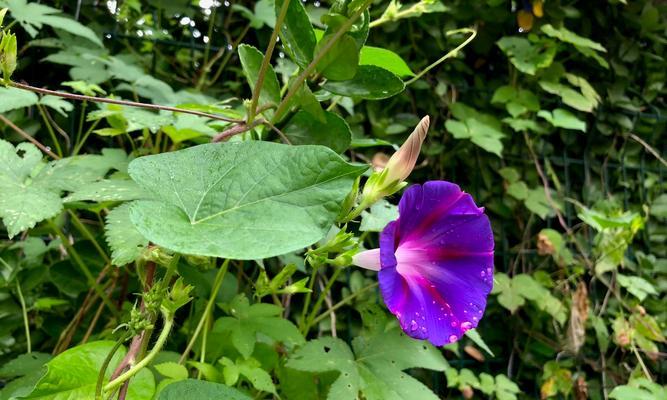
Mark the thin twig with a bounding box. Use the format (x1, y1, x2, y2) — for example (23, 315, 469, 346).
(0, 114, 60, 159)
(629, 133, 667, 167)
(11, 82, 243, 124)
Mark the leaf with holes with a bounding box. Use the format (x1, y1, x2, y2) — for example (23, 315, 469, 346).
(287, 329, 446, 400)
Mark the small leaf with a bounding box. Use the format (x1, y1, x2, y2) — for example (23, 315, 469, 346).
(275, 0, 316, 68)
(238, 44, 281, 118)
(3, 0, 102, 46)
(323, 65, 405, 100)
(283, 110, 351, 153)
(537, 109, 586, 131)
(315, 33, 359, 81)
(38, 95, 73, 117)
(497, 37, 555, 75)
(359, 46, 414, 77)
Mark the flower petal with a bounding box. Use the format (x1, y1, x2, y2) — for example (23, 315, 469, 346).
(378, 181, 495, 346)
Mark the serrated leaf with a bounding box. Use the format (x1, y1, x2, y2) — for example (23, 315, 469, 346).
(38, 95, 73, 117)
(1, 0, 102, 46)
(127, 141, 366, 259)
(497, 37, 555, 75)
(0, 87, 38, 113)
(0, 140, 61, 238)
(104, 203, 149, 266)
(63, 179, 147, 203)
(158, 379, 252, 400)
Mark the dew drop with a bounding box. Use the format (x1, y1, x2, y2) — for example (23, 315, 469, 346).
(480, 270, 486, 277)
(410, 320, 418, 331)
(450, 321, 458, 327)
(449, 335, 458, 343)
(420, 326, 427, 333)
(460, 321, 473, 331)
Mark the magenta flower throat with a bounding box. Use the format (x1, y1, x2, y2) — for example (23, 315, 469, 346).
(354, 181, 494, 346)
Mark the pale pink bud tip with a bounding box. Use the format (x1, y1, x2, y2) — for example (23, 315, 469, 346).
(384, 115, 430, 182)
(352, 248, 381, 271)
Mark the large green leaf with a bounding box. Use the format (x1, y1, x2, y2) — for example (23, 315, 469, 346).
(158, 380, 251, 400)
(323, 65, 405, 100)
(283, 110, 351, 153)
(1, 0, 102, 46)
(22, 341, 154, 400)
(275, 0, 316, 68)
(127, 141, 366, 259)
(238, 44, 281, 118)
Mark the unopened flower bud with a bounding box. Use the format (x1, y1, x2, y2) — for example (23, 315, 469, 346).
(0, 31, 17, 83)
(359, 116, 430, 206)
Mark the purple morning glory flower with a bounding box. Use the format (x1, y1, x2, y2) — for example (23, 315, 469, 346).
(353, 181, 494, 346)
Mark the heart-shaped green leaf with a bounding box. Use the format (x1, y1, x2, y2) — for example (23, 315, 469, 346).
(127, 141, 366, 259)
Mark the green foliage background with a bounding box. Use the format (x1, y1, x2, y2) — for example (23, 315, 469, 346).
(0, 0, 665, 399)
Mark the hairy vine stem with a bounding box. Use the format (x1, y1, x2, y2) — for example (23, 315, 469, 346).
(104, 311, 175, 394)
(10, 81, 243, 124)
(271, 0, 374, 123)
(246, 0, 291, 125)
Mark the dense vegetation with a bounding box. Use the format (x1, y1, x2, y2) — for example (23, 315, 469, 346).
(0, 0, 665, 399)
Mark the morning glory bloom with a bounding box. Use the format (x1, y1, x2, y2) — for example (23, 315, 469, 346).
(353, 181, 494, 346)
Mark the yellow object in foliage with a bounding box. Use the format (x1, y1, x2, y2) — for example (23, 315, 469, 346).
(517, 0, 544, 32)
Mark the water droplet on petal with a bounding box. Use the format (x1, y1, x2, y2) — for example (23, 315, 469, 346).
(480, 271, 486, 277)
(420, 326, 427, 333)
(450, 321, 458, 327)
(410, 320, 418, 331)
(460, 321, 473, 331)
(449, 335, 458, 343)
